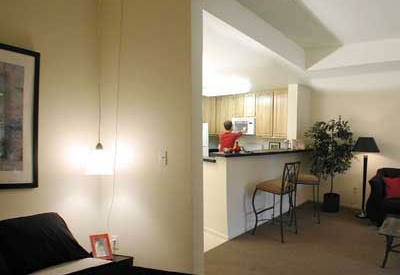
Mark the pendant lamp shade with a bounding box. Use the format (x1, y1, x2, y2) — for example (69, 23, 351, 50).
(85, 142, 113, 175)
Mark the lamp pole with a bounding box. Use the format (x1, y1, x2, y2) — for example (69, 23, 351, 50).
(353, 137, 380, 219)
(356, 155, 368, 218)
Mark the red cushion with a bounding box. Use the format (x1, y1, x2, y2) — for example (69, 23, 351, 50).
(383, 177, 400, 199)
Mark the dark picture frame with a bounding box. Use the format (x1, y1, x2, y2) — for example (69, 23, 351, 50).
(269, 142, 281, 150)
(0, 43, 39, 189)
(90, 233, 113, 260)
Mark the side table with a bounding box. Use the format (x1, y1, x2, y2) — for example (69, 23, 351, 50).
(112, 254, 134, 267)
(379, 216, 400, 268)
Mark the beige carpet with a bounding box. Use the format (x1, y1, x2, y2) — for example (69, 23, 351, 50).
(205, 203, 399, 275)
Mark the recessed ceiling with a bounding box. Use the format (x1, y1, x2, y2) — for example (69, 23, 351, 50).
(236, 0, 400, 48)
(309, 70, 400, 93)
(203, 11, 306, 96)
(301, 0, 400, 44)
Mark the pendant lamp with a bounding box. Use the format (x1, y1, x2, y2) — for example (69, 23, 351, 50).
(85, 87, 113, 175)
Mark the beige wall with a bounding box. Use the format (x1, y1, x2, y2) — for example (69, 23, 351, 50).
(0, 1, 197, 273)
(312, 91, 400, 208)
(99, 0, 194, 273)
(191, 1, 205, 273)
(0, 0, 102, 249)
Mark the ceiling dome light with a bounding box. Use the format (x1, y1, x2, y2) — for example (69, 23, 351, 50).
(203, 74, 252, 96)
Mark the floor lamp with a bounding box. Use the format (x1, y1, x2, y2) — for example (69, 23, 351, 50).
(353, 137, 380, 218)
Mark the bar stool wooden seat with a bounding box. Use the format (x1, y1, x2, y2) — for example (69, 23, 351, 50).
(297, 173, 321, 223)
(251, 162, 301, 243)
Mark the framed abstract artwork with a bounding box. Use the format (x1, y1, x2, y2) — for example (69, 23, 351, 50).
(0, 43, 39, 189)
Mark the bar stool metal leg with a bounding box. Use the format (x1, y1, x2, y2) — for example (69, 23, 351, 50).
(290, 192, 293, 224)
(251, 189, 258, 235)
(280, 194, 284, 243)
(294, 187, 298, 234)
(272, 194, 275, 225)
(288, 191, 296, 230)
(317, 183, 320, 224)
(312, 185, 316, 218)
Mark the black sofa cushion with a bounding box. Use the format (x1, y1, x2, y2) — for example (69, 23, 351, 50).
(381, 198, 400, 215)
(0, 252, 10, 275)
(0, 213, 90, 275)
(378, 168, 400, 178)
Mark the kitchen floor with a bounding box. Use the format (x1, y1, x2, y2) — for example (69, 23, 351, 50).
(205, 203, 399, 275)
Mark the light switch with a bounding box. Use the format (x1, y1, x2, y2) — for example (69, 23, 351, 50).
(159, 150, 168, 166)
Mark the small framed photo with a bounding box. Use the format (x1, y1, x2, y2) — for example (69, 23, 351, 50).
(269, 142, 281, 150)
(90, 233, 113, 260)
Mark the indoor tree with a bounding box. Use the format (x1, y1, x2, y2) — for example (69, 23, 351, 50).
(305, 116, 354, 211)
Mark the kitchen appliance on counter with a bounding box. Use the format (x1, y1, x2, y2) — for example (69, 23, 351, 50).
(232, 117, 255, 135)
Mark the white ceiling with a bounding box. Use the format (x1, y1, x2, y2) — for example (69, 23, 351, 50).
(236, 0, 340, 49)
(203, 11, 306, 96)
(236, 0, 400, 48)
(300, 0, 400, 45)
(203, 1, 400, 95)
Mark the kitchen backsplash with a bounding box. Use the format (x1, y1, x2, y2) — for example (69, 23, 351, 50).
(209, 135, 285, 151)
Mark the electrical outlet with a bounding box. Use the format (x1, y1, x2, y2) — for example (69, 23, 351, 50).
(353, 187, 358, 195)
(111, 235, 119, 251)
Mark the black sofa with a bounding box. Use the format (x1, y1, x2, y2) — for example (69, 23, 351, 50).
(0, 213, 189, 275)
(366, 168, 400, 225)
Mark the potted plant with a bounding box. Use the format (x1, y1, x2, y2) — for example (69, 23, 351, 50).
(305, 116, 354, 212)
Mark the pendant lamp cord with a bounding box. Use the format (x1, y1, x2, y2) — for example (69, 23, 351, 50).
(107, 0, 124, 234)
(97, 0, 103, 145)
(97, 84, 102, 143)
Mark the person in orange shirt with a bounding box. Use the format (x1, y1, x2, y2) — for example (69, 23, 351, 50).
(218, 120, 246, 152)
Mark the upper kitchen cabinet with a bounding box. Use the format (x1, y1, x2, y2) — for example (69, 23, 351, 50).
(231, 94, 244, 117)
(202, 96, 217, 135)
(244, 93, 256, 117)
(214, 95, 246, 133)
(255, 91, 274, 137)
(273, 90, 288, 138)
(215, 96, 232, 133)
(204, 89, 288, 137)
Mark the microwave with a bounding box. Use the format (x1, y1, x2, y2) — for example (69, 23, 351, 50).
(232, 117, 255, 135)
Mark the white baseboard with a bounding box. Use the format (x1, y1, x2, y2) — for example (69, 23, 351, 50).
(203, 227, 228, 252)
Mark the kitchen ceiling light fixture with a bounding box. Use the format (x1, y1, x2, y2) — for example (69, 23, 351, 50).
(203, 74, 252, 96)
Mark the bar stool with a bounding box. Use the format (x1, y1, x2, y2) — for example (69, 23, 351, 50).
(251, 162, 301, 243)
(296, 174, 321, 223)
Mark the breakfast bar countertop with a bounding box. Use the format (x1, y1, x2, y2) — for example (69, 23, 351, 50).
(203, 157, 217, 163)
(210, 148, 312, 158)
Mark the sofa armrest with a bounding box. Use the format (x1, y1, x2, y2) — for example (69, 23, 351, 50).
(369, 175, 385, 204)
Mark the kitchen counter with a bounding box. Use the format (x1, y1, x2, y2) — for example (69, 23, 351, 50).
(210, 148, 312, 158)
(203, 147, 311, 251)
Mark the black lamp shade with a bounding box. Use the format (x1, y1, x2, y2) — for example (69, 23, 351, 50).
(353, 137, 380, 153)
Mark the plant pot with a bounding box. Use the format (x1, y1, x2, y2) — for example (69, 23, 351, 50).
(323, 193, 340, 212)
